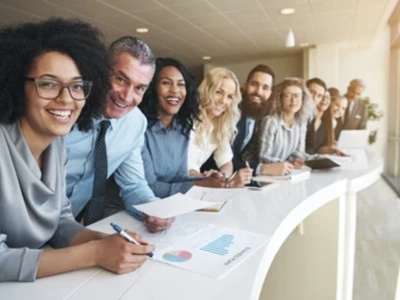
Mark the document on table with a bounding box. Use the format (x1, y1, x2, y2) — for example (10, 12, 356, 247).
(132, 193, 217, 218)
(185, 186, 246, 212)
(136, 222, 205, 252)
(152, 225, 269, 279)
(252, 167, 311, 183)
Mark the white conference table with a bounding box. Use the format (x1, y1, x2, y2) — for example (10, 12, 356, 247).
(1, 150, 382, 300)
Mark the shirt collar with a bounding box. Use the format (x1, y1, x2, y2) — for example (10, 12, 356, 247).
(279, 116, 297, 131)
(93, 117, 117, 130)
(151, 118, 179, 132)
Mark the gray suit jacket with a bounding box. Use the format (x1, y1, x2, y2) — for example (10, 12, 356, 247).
(343, 98, 368, 130)
(0, 122, 84, 282)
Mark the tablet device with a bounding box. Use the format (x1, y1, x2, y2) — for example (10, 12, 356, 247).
(338, 130, 369, 149)
(305, 158, 340, 169)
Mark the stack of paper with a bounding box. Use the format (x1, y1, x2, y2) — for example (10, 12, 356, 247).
(252, 167, 311, 183)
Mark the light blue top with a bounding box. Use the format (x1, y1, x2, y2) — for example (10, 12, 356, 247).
(141, 119, 194, 198)
(65, 108, 157, 219)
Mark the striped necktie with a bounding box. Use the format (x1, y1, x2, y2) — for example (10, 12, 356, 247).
(84, 120, 111, 226)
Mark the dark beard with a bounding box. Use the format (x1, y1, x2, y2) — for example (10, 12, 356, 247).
(241, 96, 269, 120)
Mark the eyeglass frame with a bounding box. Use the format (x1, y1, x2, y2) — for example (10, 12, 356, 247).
(24, 77, 93, 101)
(281, 92, 304, 100)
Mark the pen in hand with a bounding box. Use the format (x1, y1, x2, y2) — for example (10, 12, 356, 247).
(110, 223, 154, 258)
(226, 171, 238, 183)
(245, 161, 251, 169)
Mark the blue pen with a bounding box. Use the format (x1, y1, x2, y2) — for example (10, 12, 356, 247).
(110, 223, 153, 258)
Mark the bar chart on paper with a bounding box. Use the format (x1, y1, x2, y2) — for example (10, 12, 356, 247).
(200, 234, 234, 256)
(154, 225, 269, 278)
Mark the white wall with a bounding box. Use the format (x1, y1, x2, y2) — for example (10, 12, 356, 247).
(204, 54, 303, 86)
(338, 27, 390, 157)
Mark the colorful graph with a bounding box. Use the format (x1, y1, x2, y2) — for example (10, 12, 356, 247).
(163, 250, 192, 263)
(200, 234, 234, 256)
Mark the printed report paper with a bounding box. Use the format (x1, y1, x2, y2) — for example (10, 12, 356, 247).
(152, 225, 269, 279)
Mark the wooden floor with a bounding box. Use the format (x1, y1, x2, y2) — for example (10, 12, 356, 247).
(354, 178, 400, 300)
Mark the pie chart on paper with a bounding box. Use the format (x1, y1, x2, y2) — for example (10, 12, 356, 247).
(162, 250, 192, 263)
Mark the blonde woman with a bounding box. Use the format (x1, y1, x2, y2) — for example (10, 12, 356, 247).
(188, 67, 252, 188)
(332, 94, 349, 139)
(258, 78, 314, 172)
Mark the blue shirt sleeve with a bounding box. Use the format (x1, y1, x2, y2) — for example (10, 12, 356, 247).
(113, 116, 158, 220)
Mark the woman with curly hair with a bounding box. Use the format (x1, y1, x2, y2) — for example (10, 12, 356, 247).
(258, 78, 314, 173)
(187, 67, 253, 188)
(140, 57, 225, 197)
(0, 18, 153, 282)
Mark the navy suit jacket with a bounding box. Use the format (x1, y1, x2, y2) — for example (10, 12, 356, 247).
(201, 115, 259, 175)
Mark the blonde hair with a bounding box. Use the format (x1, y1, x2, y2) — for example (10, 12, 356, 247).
(331, 94, 347, 106)
(195, 67, 241, 148)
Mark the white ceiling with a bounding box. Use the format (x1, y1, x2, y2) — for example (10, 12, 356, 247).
(0, 0, 397, 69)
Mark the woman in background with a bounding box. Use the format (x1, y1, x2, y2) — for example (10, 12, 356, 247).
(140, 58, 226, 197)
(0, 18, 153, 282)
(307, 91, 347, 155)
(332, 94, 349, 140)
(188, 67, 252, 188)
(258, 78, 314, 172)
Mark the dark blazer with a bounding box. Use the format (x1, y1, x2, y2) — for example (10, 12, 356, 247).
(200, 115, 259, 175)
(231, 115, 259, 174)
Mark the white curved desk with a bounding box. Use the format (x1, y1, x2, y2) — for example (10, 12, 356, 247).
(1, 150, 383, 300)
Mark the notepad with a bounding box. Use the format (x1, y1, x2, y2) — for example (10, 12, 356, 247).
(252, 167, 311, 183)
(305, 155, 351, 169)
(132, 193, 218, 218)
(185, 186, 246, 213)
(197, 202, 227, 212)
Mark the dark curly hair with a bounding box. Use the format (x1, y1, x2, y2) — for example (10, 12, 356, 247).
(0, 18, 111, 131)
(139, 57, 199, 138)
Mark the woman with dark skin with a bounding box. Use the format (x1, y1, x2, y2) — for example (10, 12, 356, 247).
(140, 57, 225, 198)
(0, 18, 153, 282)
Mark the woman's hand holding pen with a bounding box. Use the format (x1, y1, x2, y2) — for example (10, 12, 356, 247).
(291, 158, 304, 169)
(225, 168, 253, 188)
(202, 169, 226, 181)
(94, 232, 154, 275)
(260, 162, 294, 176)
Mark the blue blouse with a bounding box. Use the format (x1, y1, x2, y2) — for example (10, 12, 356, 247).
(141, 119, 195, 198)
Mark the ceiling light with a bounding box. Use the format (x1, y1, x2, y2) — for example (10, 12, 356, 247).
(280, 8, 296, 15)
(202, 56, 211, 60)
(299, 43, 309, 47)
(285, 28, 295, 47)
(136, 28, 148, 33)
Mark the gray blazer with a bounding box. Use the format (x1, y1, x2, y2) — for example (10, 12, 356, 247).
(343, 98, 368, 130)
(0, 122, 85, 282)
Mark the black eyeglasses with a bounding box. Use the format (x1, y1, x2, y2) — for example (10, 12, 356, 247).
(25, 77, 93, 101)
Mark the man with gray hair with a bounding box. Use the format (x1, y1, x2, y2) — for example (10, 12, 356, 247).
(335, 78, 368, 138)
(65, 36, 174, 232)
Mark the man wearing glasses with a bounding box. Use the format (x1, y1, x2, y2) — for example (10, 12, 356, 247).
(65, 36, 174, 232)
